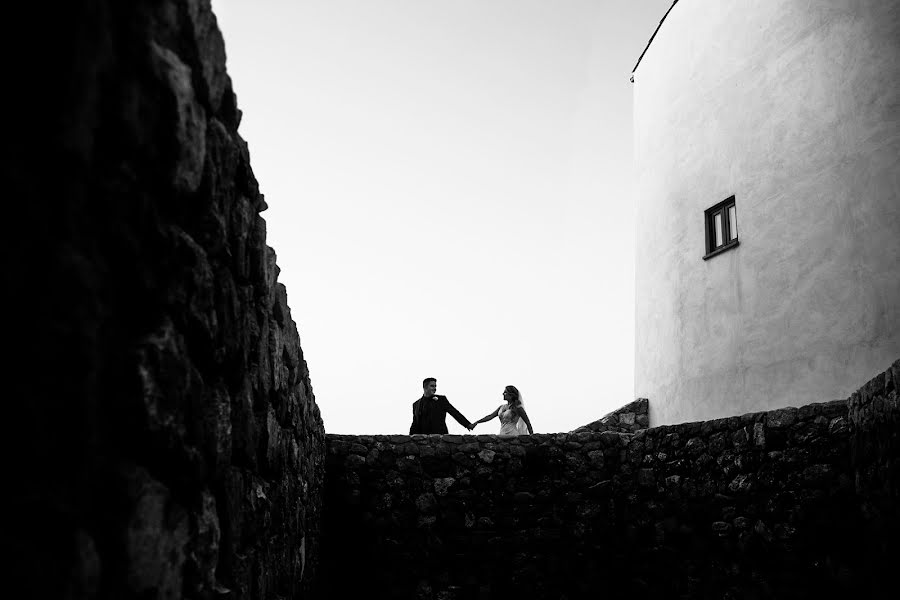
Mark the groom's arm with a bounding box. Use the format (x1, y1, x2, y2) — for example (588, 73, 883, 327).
(443, 398, 473, 430)
(409, 402, 421, 435)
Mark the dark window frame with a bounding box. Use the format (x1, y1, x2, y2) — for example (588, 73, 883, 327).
(703, 195, 739, 260)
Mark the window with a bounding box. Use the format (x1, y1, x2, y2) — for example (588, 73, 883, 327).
(703, 196, 739, 259)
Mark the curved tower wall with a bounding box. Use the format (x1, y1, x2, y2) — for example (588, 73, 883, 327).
(633, 0, 900, 425)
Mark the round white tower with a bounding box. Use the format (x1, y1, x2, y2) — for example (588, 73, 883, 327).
(633, 0, 900, 425)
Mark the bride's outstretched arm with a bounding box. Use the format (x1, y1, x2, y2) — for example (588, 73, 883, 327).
(473, 406, 501, 425)
(518, 406, 534, 434)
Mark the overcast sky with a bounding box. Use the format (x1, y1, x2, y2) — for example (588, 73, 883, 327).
(211, 0, 672, 434)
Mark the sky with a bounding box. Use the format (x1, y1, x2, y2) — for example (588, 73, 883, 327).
(211, 0, 672, 434)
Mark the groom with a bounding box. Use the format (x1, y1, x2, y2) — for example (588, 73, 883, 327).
(409, 377, 474, 434)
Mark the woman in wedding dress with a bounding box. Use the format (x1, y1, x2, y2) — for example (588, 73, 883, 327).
(472, 385, 534, 435)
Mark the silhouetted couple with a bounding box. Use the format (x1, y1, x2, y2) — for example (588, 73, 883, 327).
(409, 377, 533, 435)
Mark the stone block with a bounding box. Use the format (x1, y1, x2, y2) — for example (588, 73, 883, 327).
(149, 42, 207, 194)
(685, 437, 707, 455)
(513, 492, 535, 503)
(123, 467, 189, 599)
(638, 468, 656, 487)
(186, 0, 229, 112)
(766, 408, 798, 429)
(478, 449, 496, 464)
(753, 423, 766, 447)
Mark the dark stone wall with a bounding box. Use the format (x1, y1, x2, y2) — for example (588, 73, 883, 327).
(848, 360, 900, 586)
(5, 2, 324, 599)
(571, 397, 649, 434)
(323, 361, 900, 599)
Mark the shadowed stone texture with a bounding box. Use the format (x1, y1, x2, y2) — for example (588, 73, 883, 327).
(571, 397, 649, 434)
(322, 361, 899, 599)
(848, 359, 900, 580)
(4, 1, 324, 599)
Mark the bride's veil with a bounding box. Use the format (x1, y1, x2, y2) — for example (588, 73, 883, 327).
(515, 390, 529, 435)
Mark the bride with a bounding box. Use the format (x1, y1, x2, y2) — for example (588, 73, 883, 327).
(472, 385, 534, 435)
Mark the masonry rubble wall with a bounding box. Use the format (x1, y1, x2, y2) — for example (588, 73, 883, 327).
(847, 360, 900, 578)
(6, 2, 324, 599)
(323, 360, 899, 599)
(571, 397, 649, 434)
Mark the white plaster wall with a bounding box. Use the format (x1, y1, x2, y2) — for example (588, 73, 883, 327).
(633, 0, 900, 425)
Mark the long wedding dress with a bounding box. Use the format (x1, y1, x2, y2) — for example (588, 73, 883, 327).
(497, 402, 529, 436)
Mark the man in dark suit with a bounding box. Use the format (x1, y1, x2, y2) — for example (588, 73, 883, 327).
(409, 377, 474, 434)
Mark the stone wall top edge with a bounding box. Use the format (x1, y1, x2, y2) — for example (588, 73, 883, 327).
(571, 397, 650, 432)
(324, 431, 632, 445)
(850, 359, 898, 407)
(326, 396, 854, 445)
(642, 398, 849, 436)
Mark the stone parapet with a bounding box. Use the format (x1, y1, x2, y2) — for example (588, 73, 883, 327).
(322, 395, 870, 598)
(571, 397, 650, 433)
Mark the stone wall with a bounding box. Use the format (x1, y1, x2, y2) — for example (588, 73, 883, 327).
(848, 359, 900, 586)
(6, 2, 324, 599)
(571, 397, 649, 433)
(322, 363, 900, 599)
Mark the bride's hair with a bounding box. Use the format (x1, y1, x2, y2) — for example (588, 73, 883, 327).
(505, 385, 521, 407)
(505, 385, 529, 434)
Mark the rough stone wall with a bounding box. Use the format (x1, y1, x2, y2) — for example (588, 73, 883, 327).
(323, 366, 899, 598)
(848, 359, 900, 587)
(571, 398, 649, 433)
(5, 2, 324, 599)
